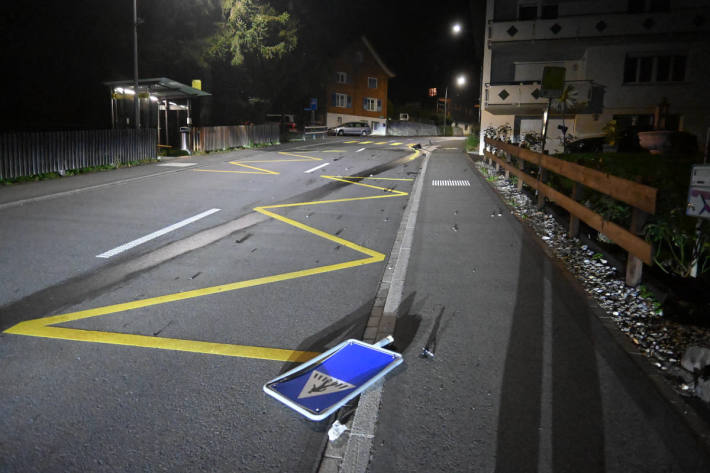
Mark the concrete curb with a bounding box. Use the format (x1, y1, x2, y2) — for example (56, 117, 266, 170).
(317, 147, 433, 473)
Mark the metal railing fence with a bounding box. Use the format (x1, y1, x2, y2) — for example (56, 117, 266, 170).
(388, 121, 440, 136)
(192, 124, 280, 152)
(1, 129, 157, 180)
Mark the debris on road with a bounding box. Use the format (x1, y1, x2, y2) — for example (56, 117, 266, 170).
(328, 420, 348, 442)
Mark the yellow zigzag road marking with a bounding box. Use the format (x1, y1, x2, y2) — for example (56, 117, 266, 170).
(194, 151, 321, 175)
(4, 150, 421, 361)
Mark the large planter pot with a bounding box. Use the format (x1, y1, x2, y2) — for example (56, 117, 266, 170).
(638, 130, 698, 155)
(638, 130, 675, 154)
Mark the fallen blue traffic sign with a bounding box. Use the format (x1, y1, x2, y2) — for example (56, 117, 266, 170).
(263, 337, 402, 421)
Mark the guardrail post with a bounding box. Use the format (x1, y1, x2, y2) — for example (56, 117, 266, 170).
(504, 152, 511, 179)
(625, 207, 648, 287)
(536, 170, 547, 209)
(517, 157, 524, 191)
(568, 183, 584, 237)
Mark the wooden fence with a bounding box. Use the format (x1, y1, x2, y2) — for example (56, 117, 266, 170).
(0, 129, 157, 180)
(484, 137, 658, 286)
(192, 124, 280, 152)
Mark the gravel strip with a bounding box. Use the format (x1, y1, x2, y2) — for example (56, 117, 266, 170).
(473, 157, 710, 402)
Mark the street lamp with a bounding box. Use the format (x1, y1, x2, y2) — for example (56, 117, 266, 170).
(132, 0, 141, 129)
(443, 74, 467, 135)
(452, 23, 462, 35)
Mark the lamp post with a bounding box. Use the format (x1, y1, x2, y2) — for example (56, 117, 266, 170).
(133, 0, 140, 128)
(442, 74, 466, 136)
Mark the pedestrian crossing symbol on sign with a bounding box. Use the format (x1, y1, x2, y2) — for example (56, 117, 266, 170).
(298, 371, 355, 399)
(264, 337, 403, 421)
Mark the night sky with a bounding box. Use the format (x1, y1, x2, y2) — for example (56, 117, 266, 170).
(3, 0, 485, 130)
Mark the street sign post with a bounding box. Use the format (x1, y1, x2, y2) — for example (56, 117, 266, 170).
(687, 165, 710, 219)
(264, 337, 402, 421)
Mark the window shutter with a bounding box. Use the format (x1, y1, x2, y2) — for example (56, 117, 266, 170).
(331, 93, 336, 106)
(363, 98, 367, 110)
(347, 95, 352, 108)
(377, 99, 382, 112)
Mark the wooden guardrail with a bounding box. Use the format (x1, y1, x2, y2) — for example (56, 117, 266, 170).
(484, 137, 658, 286)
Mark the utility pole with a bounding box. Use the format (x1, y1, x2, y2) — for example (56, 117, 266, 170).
(133, 0, 140, 128)
(443, 87, 448, 136)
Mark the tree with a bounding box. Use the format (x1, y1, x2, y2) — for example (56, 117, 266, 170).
(210, 0, 298, 65)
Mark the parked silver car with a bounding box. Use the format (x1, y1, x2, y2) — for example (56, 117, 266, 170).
(329, 122, 371, 136)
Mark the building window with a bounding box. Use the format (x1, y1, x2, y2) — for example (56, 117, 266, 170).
(540, 5, 558, 19)
(649, 0, 670, 12)
(336, 72, 348, 84)
(627, 0, 644, 12)
(518, 4, 537, 20)
(368, 77, 378, 89)
(363, 97, 377, 112)
(628, 0, 670, 13)
(623, 54, 686, 83)
(335, 93, 350, 108)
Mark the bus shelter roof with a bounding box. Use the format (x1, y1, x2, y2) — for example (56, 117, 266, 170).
(104, 77, 210, 99)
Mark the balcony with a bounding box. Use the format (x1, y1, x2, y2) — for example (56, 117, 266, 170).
(490, 8, 710, 43)
(484, 80, 604, 115)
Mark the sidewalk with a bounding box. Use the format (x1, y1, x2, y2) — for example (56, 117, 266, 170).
(364, 147, 710, 472)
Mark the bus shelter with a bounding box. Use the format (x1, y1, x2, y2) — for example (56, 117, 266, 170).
(104, 77, 210, 149)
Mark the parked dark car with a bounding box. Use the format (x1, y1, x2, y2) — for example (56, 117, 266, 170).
(266, 113, 298, 133)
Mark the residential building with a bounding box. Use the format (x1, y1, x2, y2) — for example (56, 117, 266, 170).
(326, 36, 395, 135)
(479, 0, 710, 153)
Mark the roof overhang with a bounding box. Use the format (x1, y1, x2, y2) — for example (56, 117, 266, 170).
(361, 36, 395, 78)
(484, 103, 546, 115)
(104, 77, 211, 99)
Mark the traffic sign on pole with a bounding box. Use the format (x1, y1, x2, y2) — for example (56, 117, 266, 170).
(263, 337, 402, 421)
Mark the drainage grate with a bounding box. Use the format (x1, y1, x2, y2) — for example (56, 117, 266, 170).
(432, 179, 470, 187)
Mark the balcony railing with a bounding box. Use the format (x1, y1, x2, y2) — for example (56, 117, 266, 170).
(484, 80, 604, 114)
(490, 8, 710, 43)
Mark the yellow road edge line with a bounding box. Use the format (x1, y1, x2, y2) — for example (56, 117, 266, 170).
(7, 324, 319, 362)
(328, 176, 414, 181)
(3, 149, 419, 360)
(7, 257, 380, 328)
(235, 158, 322, 164)
(277, 152, 322, 160)
(193, 169, 277, 175)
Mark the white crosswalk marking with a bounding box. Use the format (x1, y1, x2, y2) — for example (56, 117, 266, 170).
(432, 179, 470, 187)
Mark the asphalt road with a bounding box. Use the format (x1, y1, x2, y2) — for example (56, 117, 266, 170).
(0, 137, 424, 472)
(366, 146, 710, 473)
